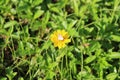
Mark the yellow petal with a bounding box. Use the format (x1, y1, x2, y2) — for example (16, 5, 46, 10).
(64, 39, 71, 43)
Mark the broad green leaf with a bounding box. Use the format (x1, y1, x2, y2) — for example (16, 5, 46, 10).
(79, 5, 87, 17)
(69, 60, 77, 74)
(73, 0, 79, 15)
(62, 21, 67, 29)
(48, 62, 58, 69)
(84, 56, 96, 64)
(34, 10, 44, 19)
(84, 66, 91, 73)
(106, 73, 118, 80)
(42, 11, 50, 28)
(0, 77, 7, 80)
(59, 0, 68, 8)
(44, 11, 50, 23)
(11, 0, 18, 3)
(100, 58, 111, 68)
(33, 0, 43, 6)
(38, 78, 42, 80)
(11, 33, 20, 39)
(0, 29, 8, 35)
(6, 67, 17, 80)
(49, 7, 60, 14)
(41, 40, 52, 50)
(11, 8, 16, 14)
(8, 26, 13, 34)
(0, 63, 4, 69)
(46, 71, 55, 79)
(68, 28, 79, 37)
(108, 52, 120, 59)
(4, 21, 18, 28)
(89, 41, 100, 52)
(0, 16, 4, 25)
(16, 41, 25, 56)
(18, 77, 24, 80)
(67, 52, 75, 59)
(31, 21, 41, 31)
(110, 35, 120, 42)
(68, 20, 77, 29)
(47, 3, 60, 14)
(85, 27, 94, 33)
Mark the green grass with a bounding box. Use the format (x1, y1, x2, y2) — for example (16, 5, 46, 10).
(0, 0, 120, 80)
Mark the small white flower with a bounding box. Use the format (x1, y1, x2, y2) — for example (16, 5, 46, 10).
(58, 34, 64, 41)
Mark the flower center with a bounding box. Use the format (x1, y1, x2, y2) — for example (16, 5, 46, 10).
(58, 34, 64, 40)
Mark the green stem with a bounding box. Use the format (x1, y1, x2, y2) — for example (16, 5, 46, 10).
(80, 51, 84, 80)
(100, 67, 103, 79)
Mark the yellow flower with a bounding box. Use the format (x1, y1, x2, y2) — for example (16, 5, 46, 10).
(50, 30, 71, 49)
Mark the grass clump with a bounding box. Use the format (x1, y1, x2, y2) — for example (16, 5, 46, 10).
(0, 0, 120, 80)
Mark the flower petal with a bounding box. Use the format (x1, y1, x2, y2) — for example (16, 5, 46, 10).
(50, 30, 70, 49)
